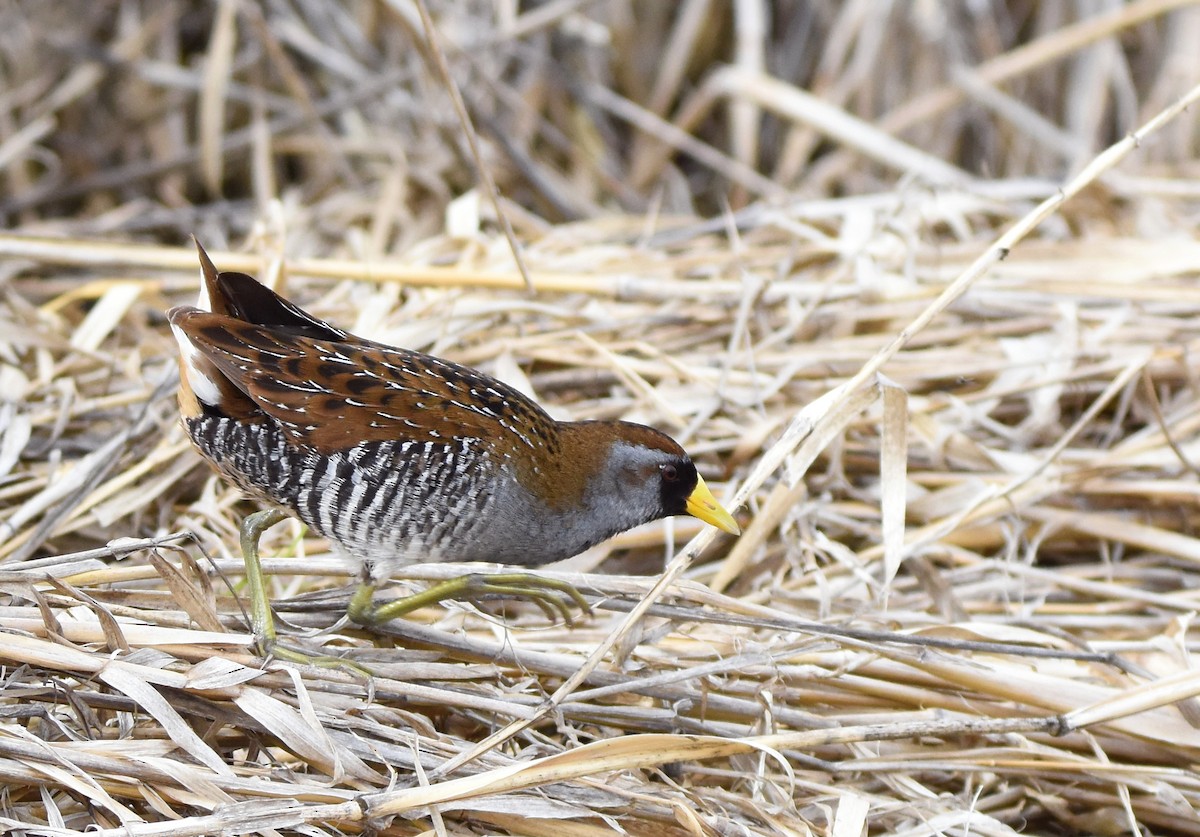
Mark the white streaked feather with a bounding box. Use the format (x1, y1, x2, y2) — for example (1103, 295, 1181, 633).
(196, 268, 212, 312)
(170, 323, 222, 406)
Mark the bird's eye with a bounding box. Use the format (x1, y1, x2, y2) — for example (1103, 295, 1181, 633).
(661, 463, 678, 482)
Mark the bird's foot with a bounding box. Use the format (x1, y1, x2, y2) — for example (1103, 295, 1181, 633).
(351, 572, 592, 627)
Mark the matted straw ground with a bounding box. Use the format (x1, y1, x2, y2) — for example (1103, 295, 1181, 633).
(3, 3, 1200, 835)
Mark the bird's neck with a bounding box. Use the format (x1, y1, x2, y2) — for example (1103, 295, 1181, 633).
(511, 421, 618, 511)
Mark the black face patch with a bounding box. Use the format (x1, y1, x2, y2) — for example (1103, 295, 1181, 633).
(659, 458, 698, 518)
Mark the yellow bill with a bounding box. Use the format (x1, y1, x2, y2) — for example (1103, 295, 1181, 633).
(685, 474, 740, 535)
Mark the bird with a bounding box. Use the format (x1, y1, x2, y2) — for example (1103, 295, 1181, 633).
(168, 242, 740, 657)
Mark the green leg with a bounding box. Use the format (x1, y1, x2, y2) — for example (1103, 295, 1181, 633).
(349, 572, 592, 627)
(238, 508, 289, 654)
(238, 509, 371, 674)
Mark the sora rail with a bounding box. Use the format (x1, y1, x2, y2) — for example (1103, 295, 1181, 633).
(169, 243, 739, 655)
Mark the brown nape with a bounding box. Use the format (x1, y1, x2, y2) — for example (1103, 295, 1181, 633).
(525, 421, 685, 511)
(597, 420, 687, 457)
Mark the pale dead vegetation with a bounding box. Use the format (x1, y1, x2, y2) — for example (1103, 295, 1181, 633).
(2, 2, 1200, 835)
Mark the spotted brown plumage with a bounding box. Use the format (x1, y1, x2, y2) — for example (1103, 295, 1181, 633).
(169, 241, 739, 655)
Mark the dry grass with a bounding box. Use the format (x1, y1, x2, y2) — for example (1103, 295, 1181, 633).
(3, 2, 1200, 835)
